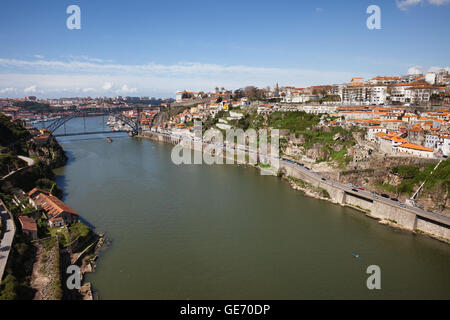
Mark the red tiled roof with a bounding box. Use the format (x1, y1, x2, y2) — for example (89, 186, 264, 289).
(18, 216, 37, 231)
(37, 194, 78, 219)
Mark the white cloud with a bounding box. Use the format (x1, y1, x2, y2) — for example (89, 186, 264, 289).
(33, 54, 45, 59)
(82, 88, 95, 93)
(316, 8, 323, 12)
(102, 82, 113, 90)
(396, 0, 450, 10)
(0, 57, 368, 98)
(24, 85, 37, 93)
(117, 85, 137, 94)
(0, 87, 15, 94)
(408, 65, 423, 75)
(66, 55, 113, 63)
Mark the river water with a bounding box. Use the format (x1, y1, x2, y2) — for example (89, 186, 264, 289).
(47, 117, 450, 299)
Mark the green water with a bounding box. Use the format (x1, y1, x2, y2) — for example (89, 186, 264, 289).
(52, 120, 450, 300)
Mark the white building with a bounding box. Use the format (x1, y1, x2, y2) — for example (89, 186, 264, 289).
(425, 72, 437, 85)
(425, 133, 440, 149)
(366, 126, 387, 142)
(441, 136, 450, 156)
(392, 143, 435, 158)
(369, 86, 387, 105)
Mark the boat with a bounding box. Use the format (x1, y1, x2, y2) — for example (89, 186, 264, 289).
(106, 137, 113, 143)
(351, 253, 362, 260)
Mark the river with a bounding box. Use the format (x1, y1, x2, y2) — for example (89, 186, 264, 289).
(46, 117, 450, 299)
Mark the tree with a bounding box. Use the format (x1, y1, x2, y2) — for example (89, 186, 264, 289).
(233, 89, 244, 100)
(0, 274, 18, 300)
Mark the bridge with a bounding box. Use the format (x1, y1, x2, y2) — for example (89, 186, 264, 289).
(42, 107, 141, 137)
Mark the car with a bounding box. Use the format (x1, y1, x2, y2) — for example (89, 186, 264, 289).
(352, 188, 359, 192)
(305, 167, 310, 170)
(321, 178, 326, 181)
(391, 198, 399, 202)
(399, 203, 406, 208)
(381, 194, 389, 198)
(358, 187, 364, 190)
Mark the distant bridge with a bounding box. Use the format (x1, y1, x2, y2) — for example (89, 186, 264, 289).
(43, 108, 141, 137)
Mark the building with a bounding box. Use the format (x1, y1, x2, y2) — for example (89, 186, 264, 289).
(18, 216, 38, 240)
(32, 192, 79, 227)
(368, 86, 387, 105)
(392, 143, 435, 158)
(368, 76, 401, 86)
(342, 79, 370, 105)
(12, 189, 28, 209)
(441, 136, 450, 156)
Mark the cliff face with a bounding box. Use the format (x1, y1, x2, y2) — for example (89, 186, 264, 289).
(29, 136, 68, 168)
(152, 111, 169, 127)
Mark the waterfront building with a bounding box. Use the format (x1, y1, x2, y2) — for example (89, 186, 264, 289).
(32, 192, 79, 227)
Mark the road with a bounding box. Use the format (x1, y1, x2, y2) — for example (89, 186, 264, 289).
(1, 155, 35, 181)
(0, 201, 15, 282)
(279, 157, 450, 227)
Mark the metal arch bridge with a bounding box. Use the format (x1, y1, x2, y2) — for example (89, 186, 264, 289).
(44, 108, 141, 137)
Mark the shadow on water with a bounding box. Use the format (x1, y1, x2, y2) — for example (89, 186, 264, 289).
(55, 174, 69, 199)
(63, 150, 77, 166)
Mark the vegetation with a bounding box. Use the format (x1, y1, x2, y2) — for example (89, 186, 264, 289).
(12, 101, 59, 113)
(36, 178, 63, 198)
(0, 114, 31, 148)
(0, 275, 19, 300)
(288, 176, 330, 198)
(0, 152, 26, 177)
(267, 111, 319, 133)
(375, 160, 449, 211)
(69, 221, 91, 239)
(0, 233, 36, 300)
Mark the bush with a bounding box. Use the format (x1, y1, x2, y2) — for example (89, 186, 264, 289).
(0, 275, 19, 300)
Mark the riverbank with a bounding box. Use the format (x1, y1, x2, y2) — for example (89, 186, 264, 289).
(137, 131, 450, 245)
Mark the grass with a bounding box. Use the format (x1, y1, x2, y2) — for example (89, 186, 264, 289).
(377, 160, 449, 199)
(69, 221, 92, 240)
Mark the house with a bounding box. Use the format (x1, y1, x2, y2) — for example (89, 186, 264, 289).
(28, 188, 50, 209)
(18, 216, 38, 240)
(33, 193, 79, 227)
(12, 189, 28, 209)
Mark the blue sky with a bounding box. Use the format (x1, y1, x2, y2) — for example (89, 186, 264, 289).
(0, 0, 449, 98)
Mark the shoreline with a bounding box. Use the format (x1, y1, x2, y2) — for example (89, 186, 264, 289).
(137, 132, 450, 245)
(54, 142, 109, 300)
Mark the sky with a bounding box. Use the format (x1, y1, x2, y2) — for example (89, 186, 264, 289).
(0, 0, 449, 98)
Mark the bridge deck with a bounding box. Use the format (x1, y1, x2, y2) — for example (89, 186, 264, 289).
(53, 130, 130, 137)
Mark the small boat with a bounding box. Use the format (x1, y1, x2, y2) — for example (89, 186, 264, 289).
(352, 253, 362, 260)
(106, 137, 113, 143)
